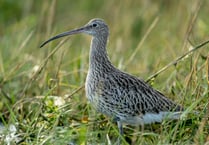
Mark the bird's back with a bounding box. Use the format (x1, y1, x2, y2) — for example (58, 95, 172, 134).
(85, 67, 183, 125)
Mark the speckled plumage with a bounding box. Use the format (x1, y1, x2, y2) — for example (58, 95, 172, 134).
(40, 18, 183, 141)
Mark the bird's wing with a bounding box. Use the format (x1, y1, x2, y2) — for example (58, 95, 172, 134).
(103, 70, 183, 116)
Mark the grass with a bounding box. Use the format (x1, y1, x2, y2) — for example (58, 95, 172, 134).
(0, 0, 209, 144)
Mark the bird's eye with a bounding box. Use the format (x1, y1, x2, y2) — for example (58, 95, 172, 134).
(92, 23, 98, 27)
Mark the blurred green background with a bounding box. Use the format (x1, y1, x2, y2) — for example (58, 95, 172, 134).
(0, 0, 208, 144)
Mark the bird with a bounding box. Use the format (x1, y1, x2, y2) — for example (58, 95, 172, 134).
(40, 18, 183, 143)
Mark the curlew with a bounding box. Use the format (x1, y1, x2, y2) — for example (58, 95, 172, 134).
(40, 18, 183, 143)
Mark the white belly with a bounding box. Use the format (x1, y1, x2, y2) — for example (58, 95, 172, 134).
(119, 111, 182, 125)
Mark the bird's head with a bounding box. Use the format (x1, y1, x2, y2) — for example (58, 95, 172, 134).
(40, 18, 109, 47)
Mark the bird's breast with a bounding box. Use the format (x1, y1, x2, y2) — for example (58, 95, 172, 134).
(85, 71, 103, 105)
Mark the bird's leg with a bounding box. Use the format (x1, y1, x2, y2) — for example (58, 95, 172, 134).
(114, 117, 123, 145)
(112, 117, 124, 144)
(117, 120, 123, 136)
(113, 117, 123, 135)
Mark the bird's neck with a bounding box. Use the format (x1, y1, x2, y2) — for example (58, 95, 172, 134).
(89, 36, 113, 73)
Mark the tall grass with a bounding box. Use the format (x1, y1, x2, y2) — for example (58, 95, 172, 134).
(0, 0, 208, 144)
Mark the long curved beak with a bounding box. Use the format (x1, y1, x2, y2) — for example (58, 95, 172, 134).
(40, 26, 86, 48)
